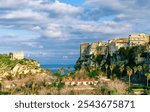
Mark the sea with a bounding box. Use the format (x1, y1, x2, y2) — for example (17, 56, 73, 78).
(41, 64, 75, 73)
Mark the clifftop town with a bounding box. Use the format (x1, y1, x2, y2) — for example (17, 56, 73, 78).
(75, 33, 150, 70)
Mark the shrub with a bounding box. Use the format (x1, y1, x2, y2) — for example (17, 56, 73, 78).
(47, 92, 51, 95)
(0, 91, 10, 95)
(88, 70, 98, 78)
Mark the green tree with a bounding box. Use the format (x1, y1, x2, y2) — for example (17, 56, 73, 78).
(137, 65, 142, 81)
(126, 66, 133, 87)
(58, 67, 65, 75)
(145, 73, 150, 87)
(88, 70, 98, 78)
(119, 65, 124, 79)
(98, 71, 104, 79)
(67, 67, 70, 76)
(109, 64, 115, 79)
(133, 66, 137, 75)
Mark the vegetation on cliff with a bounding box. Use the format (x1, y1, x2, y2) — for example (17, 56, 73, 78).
(74, 42, 150, 94)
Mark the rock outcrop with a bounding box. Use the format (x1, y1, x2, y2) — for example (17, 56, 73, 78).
(0, 55, 51, 81)
(75, 33, 150, 70)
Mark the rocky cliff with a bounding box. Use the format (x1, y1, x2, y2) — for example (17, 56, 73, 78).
(75, 34, 150, 71)
(0, 54, 51, 81)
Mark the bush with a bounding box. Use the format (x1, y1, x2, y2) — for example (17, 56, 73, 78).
(57, 83, 65, 89)
(47, 92, 51, 95)
(0, 91, 10, 95)
(144, 90, 150, 95)
(108, 89, 117, 95)
(88, 70, 98, 78)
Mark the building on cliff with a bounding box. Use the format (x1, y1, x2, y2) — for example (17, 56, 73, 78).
(80, 42, 108, 67)
(10, 51, 24, 60)
(129, 33, 150, 46)
(89, 42, 108, 56)
(76, 33, 150, 69)
(108, 38, 129, 56)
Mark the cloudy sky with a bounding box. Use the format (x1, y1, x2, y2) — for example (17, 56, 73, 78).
(0, 0, 149, 64)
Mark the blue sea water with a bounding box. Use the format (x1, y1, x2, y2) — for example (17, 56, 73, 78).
(41, 64, 75, 73)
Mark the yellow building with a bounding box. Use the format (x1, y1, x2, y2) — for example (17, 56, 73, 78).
(129, 33, 150, 46)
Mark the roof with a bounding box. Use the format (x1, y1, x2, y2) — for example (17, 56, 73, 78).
(109, 38, 128, 43)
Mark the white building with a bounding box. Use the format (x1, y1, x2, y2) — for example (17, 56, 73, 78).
(129, 33, 150, 46)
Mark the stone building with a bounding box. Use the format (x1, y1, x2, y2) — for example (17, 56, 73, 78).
(89, 42, 107, 56)
(108, 38, 129, 56)
(10, 51, 24, 60)
(129, 33, 150, 46)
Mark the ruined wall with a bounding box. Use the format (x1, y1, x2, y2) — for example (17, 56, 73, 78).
(11, 52, 24, 60)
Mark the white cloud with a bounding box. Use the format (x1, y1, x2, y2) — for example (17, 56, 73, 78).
(85, 0, 125, 10)
(0, 0, 43, 8)
(32, 26, 42, 31)
(74, 20, 132, 34)
(0, 0, 81, 15)
(116, 14, 127, 19)
(0, 9, 48, 21)
(42, 24, 63, 38)
(47, 0, 81, 14)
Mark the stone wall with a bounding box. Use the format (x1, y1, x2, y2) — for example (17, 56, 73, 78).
(10, 51, 24, 60)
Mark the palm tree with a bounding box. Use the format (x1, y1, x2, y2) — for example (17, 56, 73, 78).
(105, 64, 108, 74)
(67, 67, 70, 76)
(98, 71, 103, 79)
(133, 66, 137, 83)
(126, 66, 133, 87)
(113, 74, 117, 80)
(110, 64, 115, 78)
(133, 66, 137, 75)
(143, 64, 149, 72)
(59, 67, 65, 75)
(119, 65, 124, 79)
(99, 66, 102, 72)
(145, 73, 150, 87)
(137, 65, 142, 82)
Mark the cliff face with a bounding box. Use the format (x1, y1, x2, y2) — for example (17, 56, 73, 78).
(75, 33, 150, 70)
(0, 54, 51, 81)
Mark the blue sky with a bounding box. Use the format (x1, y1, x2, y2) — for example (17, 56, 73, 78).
(0, 0, 150, 64)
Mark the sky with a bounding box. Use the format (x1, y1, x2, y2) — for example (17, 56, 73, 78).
(0, 0, 150, 65)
